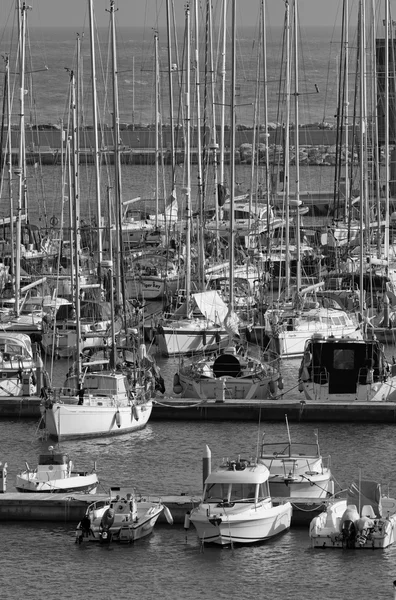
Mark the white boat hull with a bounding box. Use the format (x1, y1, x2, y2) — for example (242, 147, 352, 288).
(15, 473, 98, 494)
(190, 500, 292, 545)
(269, 475, 334, 499)
(301, 379, 396, 403)
(309, 498, 396, 549)
(125, 276, 180, 300)
(41, 400, 152, 440)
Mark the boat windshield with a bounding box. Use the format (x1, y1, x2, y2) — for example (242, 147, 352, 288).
(204, 481, 269, 502)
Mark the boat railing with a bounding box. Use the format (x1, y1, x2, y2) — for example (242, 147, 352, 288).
(312, 366, 329, 384)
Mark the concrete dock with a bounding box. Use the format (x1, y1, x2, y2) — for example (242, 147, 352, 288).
(0, 491, 327, 527)
(2, 395, 396, 422)
(151, 396, 396, 423)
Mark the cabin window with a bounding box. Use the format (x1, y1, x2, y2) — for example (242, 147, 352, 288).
(203, 483, 229, 502)
(258, 481, 270, 499)
(333, 348, 354, 370)
(229, 483, 257, 502)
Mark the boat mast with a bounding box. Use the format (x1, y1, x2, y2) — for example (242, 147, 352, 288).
(69, 67, 83, 385)
(358, 0, 366, 313)
(193, 0, 205, 290)
(229, 0, 236, 312)
(108, 0, 122, 305)
(284, 0, 291, 299)
(384, 0, 390, 270)
(154, 30, 159, 227)
(88, 0, 103, 265)
(293, 0, 301, 294)
(15, 0, 29, 317)
(184, 3, 192, 310)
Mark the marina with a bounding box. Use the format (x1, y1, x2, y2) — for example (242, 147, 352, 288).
(1, 0, 396, 598)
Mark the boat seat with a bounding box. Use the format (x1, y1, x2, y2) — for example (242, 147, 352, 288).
(361, 505, 376, 519)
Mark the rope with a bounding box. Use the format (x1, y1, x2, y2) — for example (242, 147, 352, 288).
(153, 398, 208, 409)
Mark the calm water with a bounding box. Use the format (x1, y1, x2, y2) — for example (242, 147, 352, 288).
(2, 414, 396, 600)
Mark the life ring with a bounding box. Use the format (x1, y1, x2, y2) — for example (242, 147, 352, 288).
(50, 216, 59, 227)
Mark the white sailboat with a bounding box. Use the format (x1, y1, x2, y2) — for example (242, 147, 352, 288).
(39, 2, 158, 440)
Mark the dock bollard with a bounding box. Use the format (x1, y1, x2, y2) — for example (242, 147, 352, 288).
(0, 462, 7, 492)
(203, 445, 211, 489)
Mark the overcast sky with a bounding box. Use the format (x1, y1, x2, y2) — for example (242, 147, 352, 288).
(0, 1, 367, 30)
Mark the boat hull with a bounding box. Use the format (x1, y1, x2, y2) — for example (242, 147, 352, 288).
(190, 501, 292, 545)
(15, 474, 98, 494)
(269, 476, 334, 499)
(125, 276, 181, 300)
(76, 499, 164, 544)
(309, 498, 396, 549)
(178, 372, 278, 400)
(41, 400, 152, 440)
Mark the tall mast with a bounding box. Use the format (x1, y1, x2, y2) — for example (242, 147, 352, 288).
(284, 0, 291, 298)
(108, 0, 122, 304)
(384, 0, 390, 268)
(154, 30, 159, 226)
(88, 0, 103, 264)
(229, 0, 236, 312)
(166, 0, 176, 186)
(293, 0, 301, 293)
(193, 0, 205, 289)
(184, 3, 192, 308)
(15, 0, 29, 316)
(70, 68, 82, 386)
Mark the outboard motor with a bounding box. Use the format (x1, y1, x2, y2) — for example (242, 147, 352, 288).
(100, 507, 115, 544)
(340, 505, 359, 549)
(341, 519, 357, 548)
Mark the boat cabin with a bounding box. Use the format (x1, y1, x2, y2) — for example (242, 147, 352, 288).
(301, 336, 387, 394)
(203, 460, 271, 504)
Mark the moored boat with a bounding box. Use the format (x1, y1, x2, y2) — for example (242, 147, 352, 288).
(188, 457, 292, 546)
(298, 332, 396, 402)
(75, 486, 171, 544)
(258, 424, 334, 498)
(175, 344, 281, 400)
(15, 447, 99, 493)
(309, 480, 396, 549)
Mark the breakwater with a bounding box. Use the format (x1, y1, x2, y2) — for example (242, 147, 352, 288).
(2, 126, 340, 166)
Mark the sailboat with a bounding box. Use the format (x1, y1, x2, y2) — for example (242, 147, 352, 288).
(172, 0, 281, 398)
(40, 4, 159, 440)
(249, 0, 361, 360)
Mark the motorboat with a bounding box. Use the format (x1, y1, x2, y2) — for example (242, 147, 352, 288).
(39, 345, 162, 440)
(15, 447, 99, 493)
(75, 487, 172, 544)
(175, 344, 281, 400)
(258, 424, 334, 498)
(0, 332, 48, 398)
(298, 332, 396, 402)
(188, 457, 292, 546)
(309, 480, 396, 549)
(252, 304, 362, 359)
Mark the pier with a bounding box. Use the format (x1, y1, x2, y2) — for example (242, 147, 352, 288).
(2, 396, 396, 423)
(0, 491, 327, 527)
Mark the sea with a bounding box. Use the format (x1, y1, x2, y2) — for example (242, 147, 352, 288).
(1, 19, 396, 600)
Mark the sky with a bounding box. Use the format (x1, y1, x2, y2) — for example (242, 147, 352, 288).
(0, 0, 366, 31)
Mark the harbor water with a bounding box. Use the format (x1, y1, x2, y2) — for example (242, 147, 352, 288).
(1, 350, 396, 600)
